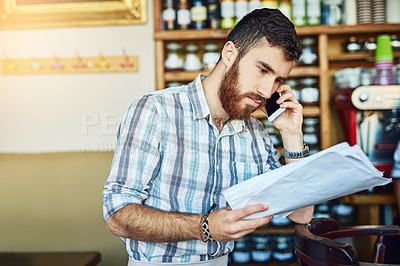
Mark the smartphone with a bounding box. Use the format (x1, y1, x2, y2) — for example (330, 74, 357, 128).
(266, 92, 286, 122)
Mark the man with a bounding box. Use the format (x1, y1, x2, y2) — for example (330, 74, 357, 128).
(103, 8, 314, 265)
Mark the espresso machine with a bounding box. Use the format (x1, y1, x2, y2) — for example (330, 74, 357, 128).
(332, 85, 400, 176)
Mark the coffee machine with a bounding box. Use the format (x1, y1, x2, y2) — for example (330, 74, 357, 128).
(332, 85, 400, 176)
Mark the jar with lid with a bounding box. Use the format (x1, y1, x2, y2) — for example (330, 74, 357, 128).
(345, 36, 362, 53)
(285, 79, 301, 102)
(164, 42, 184, 71)
(272, 235, 294, 262)
(303, 117, 320, 150)
(300, 77, 319, 105)
(250, 234, 272, 263)
(232, 236, 251, 264)
(299, 37, 318, 66)
(262, 119, 281, 148)
(313, 202, 331, 219)
(202, 43, 220, 71)
(332, 200, 356, 226)
(183, 43, 203, 71)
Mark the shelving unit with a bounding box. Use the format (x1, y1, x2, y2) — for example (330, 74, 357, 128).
(153, 2, 400, 265)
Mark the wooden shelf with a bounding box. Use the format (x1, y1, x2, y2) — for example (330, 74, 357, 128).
(165, 66, 319, 82)
(343, 192, 396, 205)
(155, 24, 400, 41)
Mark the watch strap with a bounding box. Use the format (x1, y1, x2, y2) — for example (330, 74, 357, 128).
(282, 144, 310, 159)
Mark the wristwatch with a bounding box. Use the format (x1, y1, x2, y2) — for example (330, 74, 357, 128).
(282, 144, 310, 159)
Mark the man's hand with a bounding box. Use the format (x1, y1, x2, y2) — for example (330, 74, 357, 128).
(260, 84, 303, 135)
(207, 204, 272, 242)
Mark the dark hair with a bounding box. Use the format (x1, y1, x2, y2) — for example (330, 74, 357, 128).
(224, 8, 301, 61)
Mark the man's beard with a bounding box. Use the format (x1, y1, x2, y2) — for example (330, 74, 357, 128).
(218, 58, 265, 120)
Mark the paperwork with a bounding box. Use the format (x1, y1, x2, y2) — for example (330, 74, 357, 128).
(222, 142, 392, 219)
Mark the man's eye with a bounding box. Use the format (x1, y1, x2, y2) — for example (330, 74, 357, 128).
(259, 68, 267, 73)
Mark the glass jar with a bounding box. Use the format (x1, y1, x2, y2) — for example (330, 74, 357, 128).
(299, 37, 318, 66)
(164, 42, 184, 71)
(183, 43, 203, 71)
(313, 202, 331, 219)
(300, 77, 319, 105)
(345, 36, 362, 53)
(303, 117, 320, 148)
(272, 235, 294, 262)
(202, 43, 220, 71)
(232, 236, 251, 264)
(250, 234, 272, 263)
(285, 79, 301, 102)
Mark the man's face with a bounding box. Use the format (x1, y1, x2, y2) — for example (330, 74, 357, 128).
(218, 41, 294, 120)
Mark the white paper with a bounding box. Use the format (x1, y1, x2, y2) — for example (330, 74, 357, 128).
(222, 142, 392, 219)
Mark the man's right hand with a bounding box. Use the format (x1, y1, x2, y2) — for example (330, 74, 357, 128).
(207, 204, 272, 242)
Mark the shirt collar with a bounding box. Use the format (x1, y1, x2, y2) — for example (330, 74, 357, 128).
(188, 74, 246, 134)
(188, 74, 211, 120)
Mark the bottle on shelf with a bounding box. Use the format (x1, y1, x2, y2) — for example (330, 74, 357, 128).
(177, 0, 191, 30)
(299, 36, 318, 66)
(261, 0, 278, 8)
(234, 0, 249, 25)
(279, 0, 292, 20)
(206, 0, 220, 29)
(291, 0, 306, 26)
(306, 0, 321, 25)
(162, 0, 177, 30)
(248, 0, 262, 13)
(190, 0, 208, 29)
(220, 0, 235, 29)
(300, 77, 319, 106)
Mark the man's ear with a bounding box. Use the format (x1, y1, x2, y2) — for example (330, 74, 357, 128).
(221, 41, 238, 68)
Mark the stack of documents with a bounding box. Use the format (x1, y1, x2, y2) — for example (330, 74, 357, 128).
(222, 142, 392, 219)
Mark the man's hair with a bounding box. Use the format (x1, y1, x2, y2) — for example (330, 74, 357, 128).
(224, 8, 301, 61)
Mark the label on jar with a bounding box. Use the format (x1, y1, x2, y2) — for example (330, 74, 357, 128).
(301, 87, 319, 103)
(234, 1, 249, 18)
(221, 1, 235, 17)
(291, 0, 306, 25)
(232, 251, 251, 263)
(251, 250, 272, 262)
(162, 8, 176, 23)
(303, 133, 319, 145)
(273, 251, 293, 261)
(165, 54, 184, 70)
(177, 9, 191, 26)
(191, 5, 207, 22)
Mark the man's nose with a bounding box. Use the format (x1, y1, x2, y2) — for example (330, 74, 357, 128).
(256, 80, 276, 99)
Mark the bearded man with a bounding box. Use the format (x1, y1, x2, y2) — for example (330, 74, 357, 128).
(103, 8, 314, 266)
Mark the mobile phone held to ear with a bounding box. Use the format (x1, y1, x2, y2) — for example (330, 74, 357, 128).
(266, 92, 286, 122)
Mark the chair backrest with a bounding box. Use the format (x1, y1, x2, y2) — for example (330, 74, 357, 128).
(295, 218, 400, 265)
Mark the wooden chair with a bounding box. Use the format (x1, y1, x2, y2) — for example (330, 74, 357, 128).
(294, 218, 400, 265)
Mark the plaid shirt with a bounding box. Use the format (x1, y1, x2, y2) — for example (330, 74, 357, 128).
(103, 75, 281, 263)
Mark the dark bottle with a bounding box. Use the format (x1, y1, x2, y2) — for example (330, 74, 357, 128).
(162, 0, 176, 30)
(206, 0, 220, 29)
(177, 0, 191, 29)
(190, 0, 207, 29)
